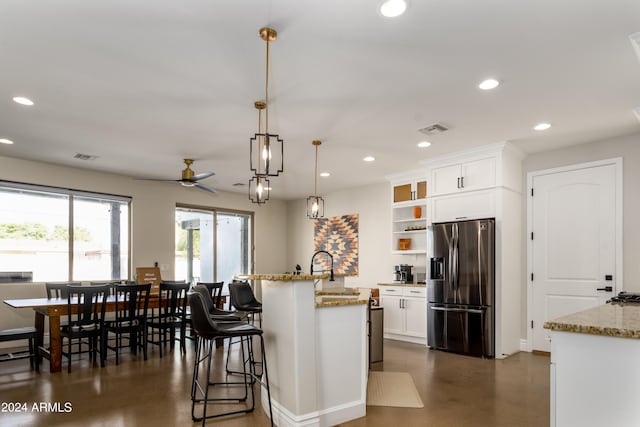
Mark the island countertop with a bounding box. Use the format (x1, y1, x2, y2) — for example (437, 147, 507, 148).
(378, 282, 426, 288)
(543, 303, 640, 339)
(235, 272, 357, 282)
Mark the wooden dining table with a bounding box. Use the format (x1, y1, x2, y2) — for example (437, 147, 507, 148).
(4, 293, 228, 373)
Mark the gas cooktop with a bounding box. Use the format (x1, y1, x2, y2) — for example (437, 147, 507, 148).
(607, 292, 640, 304)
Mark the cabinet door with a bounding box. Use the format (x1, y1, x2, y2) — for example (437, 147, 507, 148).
(381, 295, 404, 335)
(430, 189, 496, 223)
(416, 180, 427, 200)
(404, 297, 427, 337)
(393, 183, 413, 203)
(460, 157, 496, 191)
(430, 164, 461, 196)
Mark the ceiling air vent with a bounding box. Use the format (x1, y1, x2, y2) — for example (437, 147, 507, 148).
(418, 123, 449, 135)
(73, 153, 99, 161)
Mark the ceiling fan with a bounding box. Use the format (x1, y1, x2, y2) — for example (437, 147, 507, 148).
(139, 159, 217, 193)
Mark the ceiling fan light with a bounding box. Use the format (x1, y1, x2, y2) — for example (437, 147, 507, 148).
(180, 181, 196, 187)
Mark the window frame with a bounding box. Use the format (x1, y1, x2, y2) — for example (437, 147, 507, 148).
(175, 203, 255, 283)
(0, 180, 132, 282)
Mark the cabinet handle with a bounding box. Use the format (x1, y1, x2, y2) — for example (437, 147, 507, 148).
(461, 176, 464, 188)
(457, 177, 460, 189)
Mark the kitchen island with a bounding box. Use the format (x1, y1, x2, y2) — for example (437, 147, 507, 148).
(544, 303, 640, 427)
(236, 274, 369, 427)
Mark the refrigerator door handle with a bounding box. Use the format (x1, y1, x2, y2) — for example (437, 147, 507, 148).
(453, 223, 459, 294)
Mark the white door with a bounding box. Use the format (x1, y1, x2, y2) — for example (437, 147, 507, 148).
(531, 162, 619, 352)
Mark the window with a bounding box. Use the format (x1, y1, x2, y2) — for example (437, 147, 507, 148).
(175, 206, 252, 288)
(0, 181, 131, 282)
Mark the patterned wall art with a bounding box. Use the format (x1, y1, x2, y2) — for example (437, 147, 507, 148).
(313, 213, 359, 275)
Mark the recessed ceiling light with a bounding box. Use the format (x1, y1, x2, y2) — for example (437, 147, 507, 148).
(534, 122, 551, 131)
(363, 156, 376, 162)
(379, 0, 407, 17)
(417, 141, 431, 148)
(478, 78, 500, 90)
(320, 172, 331, 177)
(0, 138, 14, 145)
(12, 96, 34, 106)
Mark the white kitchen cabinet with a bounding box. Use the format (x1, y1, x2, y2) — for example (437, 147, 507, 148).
(387, 171, 428, 255)
(380, 285, 427, 344)
(392, 178, 427, 205)
(422, 142, 524, 358)
(430, 188, 496, 223)
(430, 157, 496, 197)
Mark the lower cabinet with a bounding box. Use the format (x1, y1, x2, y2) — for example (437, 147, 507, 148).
(380, 286, 427, 345)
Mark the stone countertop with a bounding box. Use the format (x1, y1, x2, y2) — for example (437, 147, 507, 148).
(314, 296, 369, 308)
(315, 287, 371, 308)
(543, 303, 640, 339)
(315, 287, 360, 296)
(378, 282, 426, 288)
(235, 272, 357, 282)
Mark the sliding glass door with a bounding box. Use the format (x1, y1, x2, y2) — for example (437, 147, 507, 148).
(175, 206, 252, 288)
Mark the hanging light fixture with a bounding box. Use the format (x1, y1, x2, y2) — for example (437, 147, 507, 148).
(249, 27, 283, 178)
(249, 101, 271, 204)
(306, 140, 325, 219)
(249, 174, 270, 204)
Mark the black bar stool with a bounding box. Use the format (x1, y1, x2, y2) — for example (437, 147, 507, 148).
(188, 291, 273, 426)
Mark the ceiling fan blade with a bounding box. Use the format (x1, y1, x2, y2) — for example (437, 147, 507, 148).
(135, 178, 180, 183)
(194, 182, 217, 193)
(191, 171, 215, 181)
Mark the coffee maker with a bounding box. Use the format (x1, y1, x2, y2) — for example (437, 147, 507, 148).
(393, 264, 414, 284)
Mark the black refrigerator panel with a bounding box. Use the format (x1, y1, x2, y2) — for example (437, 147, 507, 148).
(427, 303, 494, 358)
(428, 219, 494, 307)
(428, 222, 453, 304)
(456, 219, 495, 307)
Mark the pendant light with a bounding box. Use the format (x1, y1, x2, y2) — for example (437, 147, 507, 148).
(306, 140, 325, 219)
(249, 101, 271, 204)
(249, 27, 283, 178)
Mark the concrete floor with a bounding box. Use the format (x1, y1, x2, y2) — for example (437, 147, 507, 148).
(0, 339, 549, 427)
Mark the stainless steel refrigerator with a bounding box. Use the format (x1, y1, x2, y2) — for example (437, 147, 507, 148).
(427, 219, 495, 358)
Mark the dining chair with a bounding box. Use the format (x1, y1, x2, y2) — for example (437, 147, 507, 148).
(147, 281, 189, 357)
(0, 327, 40, 372)
(61, 285, 109, 373)
(103, 283, 151, 365)
(45, 282, 81, 299)
(188, 291, 273, 426)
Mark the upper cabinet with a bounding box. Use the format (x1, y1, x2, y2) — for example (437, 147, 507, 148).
(392, 179, 427, 204)
(386, 171, 428, 255)
(430, 157, 496, 197)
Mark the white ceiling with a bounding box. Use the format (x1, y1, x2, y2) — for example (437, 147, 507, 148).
(1, 0, 640, 199)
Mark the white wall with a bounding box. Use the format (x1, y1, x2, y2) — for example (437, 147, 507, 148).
(285, 181, 426, 288)
(520, 131, 640, 337)
(0, 155, 288, 329)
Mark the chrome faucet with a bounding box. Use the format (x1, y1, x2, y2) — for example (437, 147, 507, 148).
(310, 250, 335, 281)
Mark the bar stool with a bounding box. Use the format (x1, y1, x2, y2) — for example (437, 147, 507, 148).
(188, 291, 273, 426)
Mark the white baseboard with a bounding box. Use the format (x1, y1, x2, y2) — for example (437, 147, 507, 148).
(520, 338, 532, 352)
(383, 333, 426, 346)
(261, 386, 365, 427)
